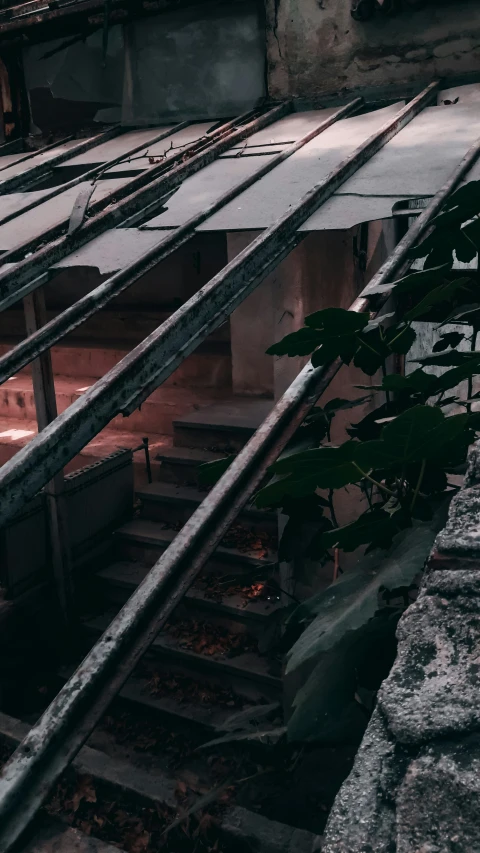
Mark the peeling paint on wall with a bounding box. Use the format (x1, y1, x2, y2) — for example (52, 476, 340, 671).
(266, 0, 480, 101)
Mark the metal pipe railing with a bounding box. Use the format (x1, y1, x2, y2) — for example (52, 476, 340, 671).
(0, 102, 290, 308)
(0, 81, 439, 530)
(1, 103, 478, 853)
(0, 98, 364, 379)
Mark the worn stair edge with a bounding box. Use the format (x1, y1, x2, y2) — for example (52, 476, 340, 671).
(97, 562, 282, 622)
(22, 818, 126, 853)
(137, 481, 277, 526)
(114, 520, 277, 569)
(57, 668, 247, 733)
(155, 446, 225, 466)
(0, 713, 322, 853)
(0, 711, 177, 810)
(84, 613, 282, 690)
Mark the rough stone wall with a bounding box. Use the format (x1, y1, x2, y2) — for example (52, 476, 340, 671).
(322, 442, 480, 852)
(266, 0, 480, 101)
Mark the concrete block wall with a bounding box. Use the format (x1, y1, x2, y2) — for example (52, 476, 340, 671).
(266, 0, 480, 102)
(323, 441, 480, 851)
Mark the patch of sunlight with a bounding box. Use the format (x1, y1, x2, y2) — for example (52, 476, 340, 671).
(0, 428, 35, 440)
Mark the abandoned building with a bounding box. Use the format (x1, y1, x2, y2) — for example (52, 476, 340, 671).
(0, 0, 479, 851)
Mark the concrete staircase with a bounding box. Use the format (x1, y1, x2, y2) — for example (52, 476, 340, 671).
(80, 395, 282, 720)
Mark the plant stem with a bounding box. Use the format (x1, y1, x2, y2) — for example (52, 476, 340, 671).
(467, 326, 477, 413)
(410, 458, 426, 511)
(361, 480, 373, 510)
(352, 463, 396, 497)
(387, 323, 411, 348)
(381, 361, 391, 408)
(328, 488, 338, 527)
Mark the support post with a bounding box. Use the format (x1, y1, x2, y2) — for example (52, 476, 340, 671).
(22, 289, 76, 630)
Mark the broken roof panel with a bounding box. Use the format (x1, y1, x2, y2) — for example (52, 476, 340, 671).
(143, 109, 337, 230)
(196, 103, 403, 232)
(198, 98, 480, 232)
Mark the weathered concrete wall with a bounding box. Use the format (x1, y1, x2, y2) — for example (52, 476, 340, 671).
(122, 0, 266, 124)
(323, 441, 480, 851)
(266, 0, 480, 101)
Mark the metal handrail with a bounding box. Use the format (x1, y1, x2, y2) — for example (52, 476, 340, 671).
(1, 110, 478, 853)
(0, 97, 364, 379)
(0, 82, 439, 530)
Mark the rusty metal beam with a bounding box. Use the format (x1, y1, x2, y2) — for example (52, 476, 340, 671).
(0, 97, 364, 378)
(2, 92, 479, 853)
(23, 288, 76, 630)
(0, 120, 191, 229)
(0, 122, 123, 194)
(0, 102, 288, 305)
(0, 82, 438, 528)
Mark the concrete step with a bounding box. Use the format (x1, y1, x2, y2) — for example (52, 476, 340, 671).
(155, 445, 225, 485)
(137, 481, 278, 538)
(173, 398, 273, 451)
(0, 339, 232, 387)
(0, 309, 231, 348)
(95, 560, 282, 634)
(0, 415, 171, 486)
(0, 375, 230, 435)
(84, 611, 282, 701)
(113, 519, 277, 573)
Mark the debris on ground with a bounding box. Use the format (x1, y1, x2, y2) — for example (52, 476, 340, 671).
(165, 620, 258, 658)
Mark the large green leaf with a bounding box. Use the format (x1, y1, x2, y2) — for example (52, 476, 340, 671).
(314, 507, 406, 553)
(404, 277, 473, 322)
(367, 264, 451, 296)
(285, 518, 442, 679)
(432, 331, 465, 352)
(271, 443, 362, 489)
(266, 327, 322, 357)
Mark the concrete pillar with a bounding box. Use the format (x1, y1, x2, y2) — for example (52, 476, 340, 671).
(227, 231, 275, 398)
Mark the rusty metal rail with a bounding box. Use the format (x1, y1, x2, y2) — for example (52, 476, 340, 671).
(0, 120, 191, 229)
(0, 123, 122, 193)
(0, 83, 438, 529)
(2, 84, 479, 853)
(0, 97, 364, 380)
(0, 102, 288, 308)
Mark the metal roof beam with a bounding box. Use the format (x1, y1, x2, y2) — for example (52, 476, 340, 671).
(0, 99, 364, 379)
(0, 103, 288, 305)
(0, 82, 438, 528)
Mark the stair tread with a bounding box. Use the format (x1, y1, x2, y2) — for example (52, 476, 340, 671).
(174, 399, 273, 433)
(84, 612, 282, 686)
(115, 519, 276, 565)
(137, 482, 275, 519)
(98, 561, 282, 619)
(0, 415, 171, 458)
(155, 447, 224, 465)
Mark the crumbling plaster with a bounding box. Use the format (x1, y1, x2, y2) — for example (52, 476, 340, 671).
(266, 0, 480, 101)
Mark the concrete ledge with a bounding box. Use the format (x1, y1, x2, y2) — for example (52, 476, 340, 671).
(323, 440, 480, 851)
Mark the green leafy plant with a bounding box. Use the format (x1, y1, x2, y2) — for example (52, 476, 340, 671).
(200, 180, 480, 743)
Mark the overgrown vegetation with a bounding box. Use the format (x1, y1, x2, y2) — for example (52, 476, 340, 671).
(201, 180, 480, 743)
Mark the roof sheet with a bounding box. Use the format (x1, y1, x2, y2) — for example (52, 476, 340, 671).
(0, 84, 479, 274)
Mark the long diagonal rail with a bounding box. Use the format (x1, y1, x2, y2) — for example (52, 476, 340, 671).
(1, 82, 478, 853)
(0, 123, 122, 193)
(0, 98, 364, 380)
(0, 120, 191, 229)
(0, 81, 438, 527)
(0, 103, 289, 308)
